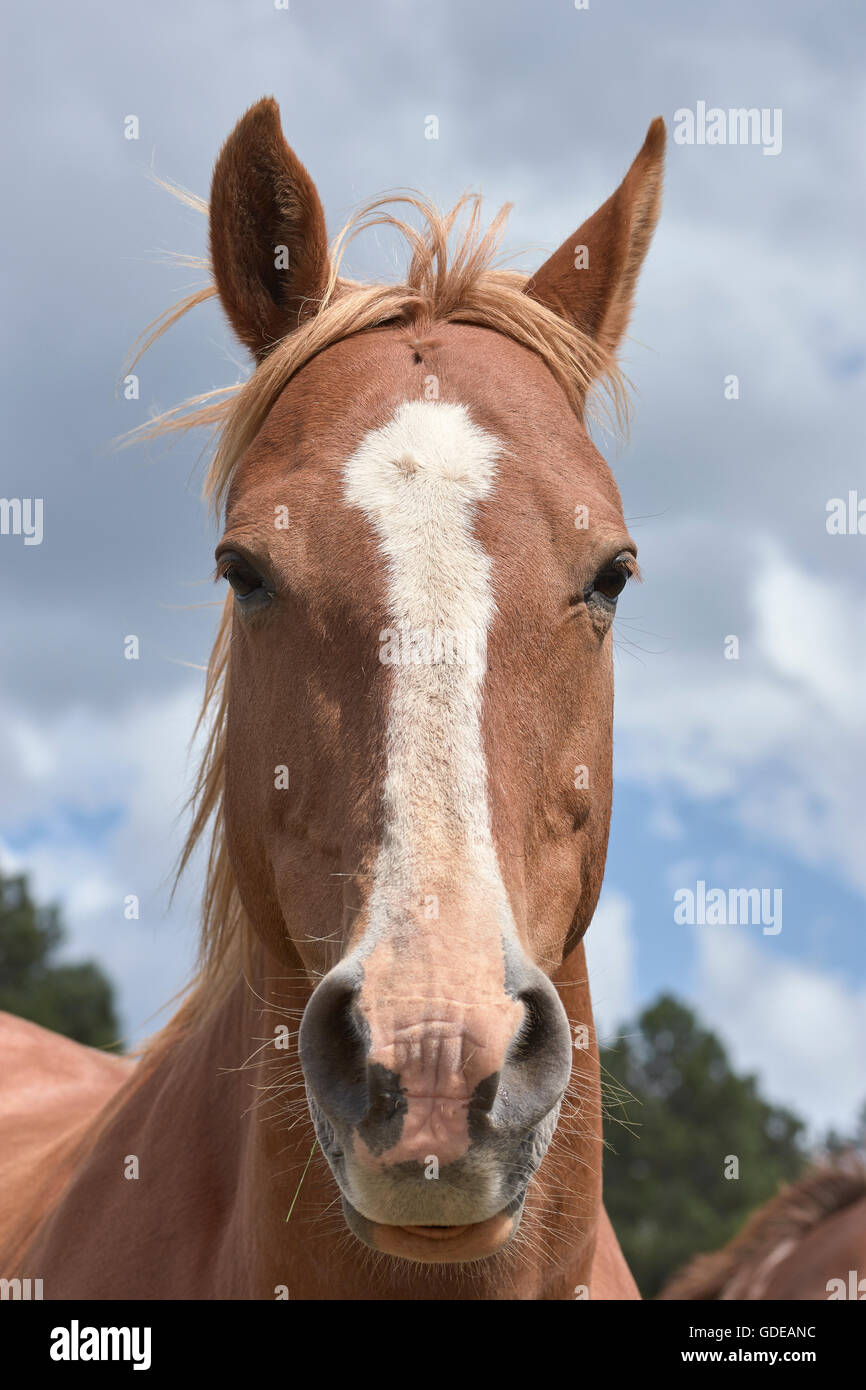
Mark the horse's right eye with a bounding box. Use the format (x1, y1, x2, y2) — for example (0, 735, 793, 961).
(216, 551, 274, 608)
(224, 563, 261, 598)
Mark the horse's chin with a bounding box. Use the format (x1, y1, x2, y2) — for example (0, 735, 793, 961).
(340, 1190, 526, 1264)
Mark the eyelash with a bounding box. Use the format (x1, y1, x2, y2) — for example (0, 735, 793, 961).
(580, 553, 638, 607)
(215, 554, 274, 604)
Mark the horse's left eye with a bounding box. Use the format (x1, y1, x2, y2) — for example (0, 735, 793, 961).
(588, 554, 635, 603)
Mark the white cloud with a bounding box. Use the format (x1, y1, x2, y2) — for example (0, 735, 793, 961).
(616, 535, 866, 895)
(585, 889, 637, 1042)
(647, 800, 685, 841)
(754, 545, 866, 724)
(695, 925, 866, 1135)
(0, 685, 206, 1044)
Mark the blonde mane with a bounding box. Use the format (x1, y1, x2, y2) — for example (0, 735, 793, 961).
(130, 189, 629, 1040)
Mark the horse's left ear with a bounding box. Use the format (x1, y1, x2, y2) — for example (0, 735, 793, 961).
(526, 118, 665, 365)
(209, 97, 329, 361)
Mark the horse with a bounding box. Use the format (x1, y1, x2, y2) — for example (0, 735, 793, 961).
(658, 1157, 866, 1300)
(0, 98, 665, 1299)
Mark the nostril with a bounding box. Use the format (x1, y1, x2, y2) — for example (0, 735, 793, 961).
(509, 987, 554, 1064)
(298, 972, 369, 1127)
(494, 969, 573, 1129)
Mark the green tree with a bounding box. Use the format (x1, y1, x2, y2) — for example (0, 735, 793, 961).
(601, 994, 807, 1297)
(0, 869, 120, 1049)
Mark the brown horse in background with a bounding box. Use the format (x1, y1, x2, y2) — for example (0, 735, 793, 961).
(0, 99, 665, 1299)
(659, 1157, 866, 1300)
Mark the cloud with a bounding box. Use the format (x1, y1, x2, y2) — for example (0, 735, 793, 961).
(615, 536, 866, 896)
(585, 890, 637, 1042)
(694, 925, 866, 1134)
(0, 685, 206, 1044)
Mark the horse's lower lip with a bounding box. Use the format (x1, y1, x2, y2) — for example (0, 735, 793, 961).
(339, 1188, 528, 1263)
(371, 1207, 519, 1262)
(395, 1223, 471, 1240)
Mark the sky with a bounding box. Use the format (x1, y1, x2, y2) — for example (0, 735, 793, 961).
(1, 0, 864, 1137)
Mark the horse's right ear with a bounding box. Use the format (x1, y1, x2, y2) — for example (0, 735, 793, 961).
(209, 98, 329, 361)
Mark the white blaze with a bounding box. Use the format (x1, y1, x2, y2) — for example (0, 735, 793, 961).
(343, 399, 514, 936)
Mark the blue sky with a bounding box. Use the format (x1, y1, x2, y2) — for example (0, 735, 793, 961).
(1, 0, 863, 1136)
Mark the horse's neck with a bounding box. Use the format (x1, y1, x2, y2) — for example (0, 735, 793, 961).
(26, 941, 616, 1299)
